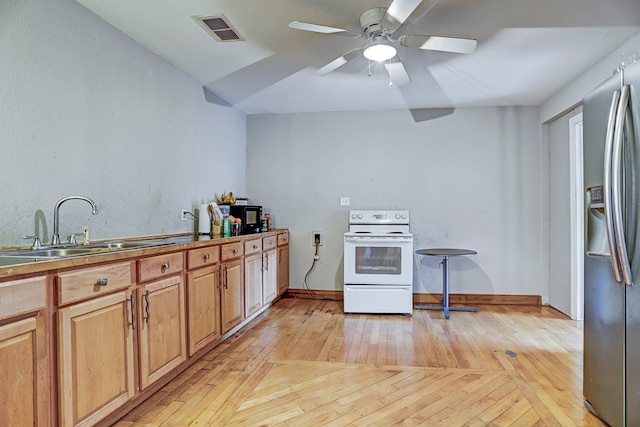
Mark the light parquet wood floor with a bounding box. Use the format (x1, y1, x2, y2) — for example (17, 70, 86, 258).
(113, 298, 605, 426)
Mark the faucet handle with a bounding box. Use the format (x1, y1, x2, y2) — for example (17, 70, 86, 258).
(22, 236, 43, 250)
(68, 233, 84, 245)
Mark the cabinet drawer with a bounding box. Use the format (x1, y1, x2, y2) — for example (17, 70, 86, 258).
(0, 275, 47, 320)
(244, 239, 262, 256)
(277, 231, 289, 246)
(221, 242, 244, 261)
(263, 236, 277, 251)
(188, 246, 220, 270)
(138, 251, 184, 283)
(58, 262, 134, 306)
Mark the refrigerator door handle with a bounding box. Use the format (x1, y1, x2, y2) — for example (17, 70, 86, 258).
(611, 85, 633, 285)
(604, 89, 623, 282)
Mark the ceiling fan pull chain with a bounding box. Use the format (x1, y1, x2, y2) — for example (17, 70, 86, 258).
(368, 59, 372, 77)
(388, 59, 393, 87)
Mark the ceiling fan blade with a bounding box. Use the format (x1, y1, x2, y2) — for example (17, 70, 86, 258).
(315, 57, 347, 76)
(315, 49, 363, 76)
(400, 35, 477, 54)
(385, 60, 411, 86)
(384, 0, 424, 29)
(288, 21, 360, 37)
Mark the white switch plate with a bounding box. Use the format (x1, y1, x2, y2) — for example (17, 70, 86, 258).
(340, 197, 350, 206)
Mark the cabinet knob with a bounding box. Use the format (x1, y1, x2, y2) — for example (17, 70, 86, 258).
(161, 262, 170, 270)
(253, 244, 258, 249)
(233, 249, 238, 254)
(96, 278, 108, 286)
(204, 253, 210, 260)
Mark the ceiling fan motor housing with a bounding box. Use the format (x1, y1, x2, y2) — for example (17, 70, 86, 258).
(359, 7, 388, 39)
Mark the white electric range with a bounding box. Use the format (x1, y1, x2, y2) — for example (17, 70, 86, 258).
(343, 210, 413, 315)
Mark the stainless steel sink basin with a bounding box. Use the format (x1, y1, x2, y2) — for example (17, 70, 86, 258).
(0, 236, 194, 265)
(0, 256, 52, 266)
(0, 240, 164, 260)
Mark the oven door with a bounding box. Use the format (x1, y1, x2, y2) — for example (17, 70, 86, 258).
(344, 235, 413, 285)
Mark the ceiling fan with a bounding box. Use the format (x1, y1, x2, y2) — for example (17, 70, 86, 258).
(288, 0, 477, 86)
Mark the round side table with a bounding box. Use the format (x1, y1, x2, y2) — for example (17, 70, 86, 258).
(415, 248, 478, 319)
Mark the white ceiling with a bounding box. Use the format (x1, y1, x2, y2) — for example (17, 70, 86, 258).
(75, 0, 640, 115)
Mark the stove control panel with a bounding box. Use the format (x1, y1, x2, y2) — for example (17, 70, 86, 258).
(349, 210, 410, 225)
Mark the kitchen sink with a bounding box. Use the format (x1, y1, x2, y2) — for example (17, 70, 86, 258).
(0, 256, 52, 266)
(0, 240, 168, 260)
(0, 236, 196, 266)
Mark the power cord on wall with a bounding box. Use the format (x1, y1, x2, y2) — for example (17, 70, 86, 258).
(302, 239, 343, 301)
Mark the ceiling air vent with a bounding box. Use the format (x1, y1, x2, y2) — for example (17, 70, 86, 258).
(193, 14, 245, 42)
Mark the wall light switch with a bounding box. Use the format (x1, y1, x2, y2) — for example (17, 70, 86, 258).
(340, 197, 350, 206)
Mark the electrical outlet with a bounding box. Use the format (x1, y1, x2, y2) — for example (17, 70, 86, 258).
(181, 209, 188, 221)
(312, 231, 324, 246)
(340, 197, 350, 206)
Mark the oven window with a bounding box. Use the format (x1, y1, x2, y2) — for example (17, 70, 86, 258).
(355, 247, 402, 275)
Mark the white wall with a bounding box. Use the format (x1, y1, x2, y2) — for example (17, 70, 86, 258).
(541, 33, 640, 122)
(0, 0, 246, 246)
(247, 107, 543, 296)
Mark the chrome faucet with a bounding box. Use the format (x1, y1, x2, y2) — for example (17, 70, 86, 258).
(51, 196, 98, 245)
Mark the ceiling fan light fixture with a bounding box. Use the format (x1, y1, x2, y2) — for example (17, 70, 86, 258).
(363, 38, 397, 62)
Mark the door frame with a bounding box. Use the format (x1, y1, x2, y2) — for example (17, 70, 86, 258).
(569, 112, 584, 320)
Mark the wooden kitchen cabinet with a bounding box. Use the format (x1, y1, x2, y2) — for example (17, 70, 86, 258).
(58, 290, 135, 427)
(244, 238, 263, 318)
(221, 242, 244, 334)
(57, 262, 136, 427)
(0, 275, 49, 426)
(262, 236, 278, 305)
(0, 230, 290, 427)
(138, 252, 187, 390)
(187, 246, 221, 356)
(277, 231, 290, 296)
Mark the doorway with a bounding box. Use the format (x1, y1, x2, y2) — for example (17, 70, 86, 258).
(548, 109, 584, 320)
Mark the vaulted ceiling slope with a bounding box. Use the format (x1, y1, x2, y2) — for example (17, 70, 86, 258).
(76, 0, 640, 114)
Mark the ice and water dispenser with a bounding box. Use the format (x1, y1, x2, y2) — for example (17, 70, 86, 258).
(586, 185, 611, 258)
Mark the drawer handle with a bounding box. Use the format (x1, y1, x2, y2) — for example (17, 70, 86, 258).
(204, 253, 210, 260)
(96, 278, 108, 286)
(253, 244, 258, 249)
(161, 262, 170, 270)
(233, 248, 238, 254)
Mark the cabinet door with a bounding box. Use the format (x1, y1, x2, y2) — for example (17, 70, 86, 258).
(58, 291, 135, 427)
(221, 259, 244, 334)
(138, 275, 187, 390)
(263, 249, 278, 305)
(244, 253, 263, 318)
(278, 245, 289, 296)
(187, 265, 221, 356)
(0, 316, 48, 426)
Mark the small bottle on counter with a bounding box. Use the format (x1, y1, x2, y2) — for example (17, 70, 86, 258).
(265, 213, 272, 231)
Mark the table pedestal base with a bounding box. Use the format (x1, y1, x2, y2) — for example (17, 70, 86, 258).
(414, 304, 478, 320)
(414, 253, 478, 319)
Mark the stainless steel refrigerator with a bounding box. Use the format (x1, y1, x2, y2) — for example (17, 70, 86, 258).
(583, 58, 640, 427)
